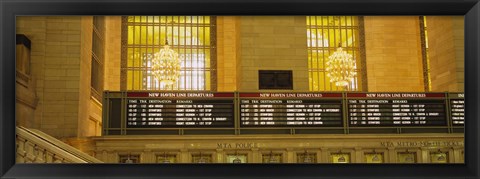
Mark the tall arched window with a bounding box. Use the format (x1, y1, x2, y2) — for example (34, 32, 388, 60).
(122, 16, 216, 91)
(306, 16, 365, 91)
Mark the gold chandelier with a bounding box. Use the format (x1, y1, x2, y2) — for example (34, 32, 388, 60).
(151, 40, 181, 88)
(325, 44, 357, 87)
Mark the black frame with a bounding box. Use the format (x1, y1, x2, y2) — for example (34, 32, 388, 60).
(1, 0, 479, 179)
(258, 70, 293, 90)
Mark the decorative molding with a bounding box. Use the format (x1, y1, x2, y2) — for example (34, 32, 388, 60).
(15, 97, 38, 109)
(90, 90, 103, 107)
(16, 70, 30, 88)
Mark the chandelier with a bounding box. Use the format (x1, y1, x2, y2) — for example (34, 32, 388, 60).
(161, 152, 170, 163)
(151, 40, 181, 89)
(267, 151, 278, 163)
(197, 152, 207, 163)
(325, 43, 357, 87)
(233, 151, 242, 163)
(302, 150, 313, 163)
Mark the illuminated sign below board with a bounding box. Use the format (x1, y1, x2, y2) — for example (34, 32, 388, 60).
(125, 92, 235, 128)
(346, 93, 447, 126)
(239, 93, 343, 127)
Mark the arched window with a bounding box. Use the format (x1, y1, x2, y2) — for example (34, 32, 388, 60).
(122, 16, 216, 91)
(306, 16, 365, 91)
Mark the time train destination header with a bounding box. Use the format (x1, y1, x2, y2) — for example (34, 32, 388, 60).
(103, 91, 464, 134)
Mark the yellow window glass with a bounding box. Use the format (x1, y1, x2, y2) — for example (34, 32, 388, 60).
(123, 16, 215, 90)
(307, 16, 362, 91)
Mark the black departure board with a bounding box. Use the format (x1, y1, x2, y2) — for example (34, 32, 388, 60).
(104, 91, 464, 135)
(125, 92, 234, 128)
(239, 93, 343, 127)
(347, 93, 447, 126)
(449, 93, 464, 126)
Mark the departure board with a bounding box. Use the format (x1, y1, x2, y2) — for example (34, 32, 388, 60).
(239, 93, 343, 127)
(449, 93, 464, 125)
(103, 91, 463, 135)
(126, 92, 234, 128)
(347, 93, 447, 126)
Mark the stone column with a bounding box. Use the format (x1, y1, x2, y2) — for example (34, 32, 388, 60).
(142, 149, 155, 163)
(354, 147, 363, 163)
(320, 148, 329, 163)
(364, 16, 425, 92)
(251, 148, 260, 163)
(180, 149, 189, 163)
(426, 16, 464, 92)
(420, 147, 430, 163)
(216, 149, 225, 163)
(285, 148, 294, 163)
(387, 147, 396, 163)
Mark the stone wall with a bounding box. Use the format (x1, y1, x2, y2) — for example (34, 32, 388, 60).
(104, 16, 122, 91)
(426, 16, 464, 92)
(16, 16, 103, 140)
(238, 16, 309, 91)
(16, 41, 39, 129)
(363, 16, 425, 92)
(216, 16, 239, 91)
(16, 17, 82, 138)
(77, 16, 95, 138)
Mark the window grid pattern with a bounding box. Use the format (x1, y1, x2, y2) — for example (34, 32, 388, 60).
(91, 16, 105, 100)
(122, 16, 215, 91)
(306, 16, 361, 91)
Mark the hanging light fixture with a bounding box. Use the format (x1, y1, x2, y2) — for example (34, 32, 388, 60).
(405, 155, 414, 162)
(371, 150, 381, 162)
(325, 43, 357, 88)
(151, 39, 181, 89)
(325, 17, 356, 88)
(197, 152, 206, 163)
(268, 151, 278, 163)
(437, 155, 446, 161)
(303, 149, 313, 163)
(337, 150, 346, 163)
(162, 152, 170, 163)
(125, 153, 133, 164)
(436, 150, 446, 161)
(233, 151, 242, 163)
(405, 150, 415, 163)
